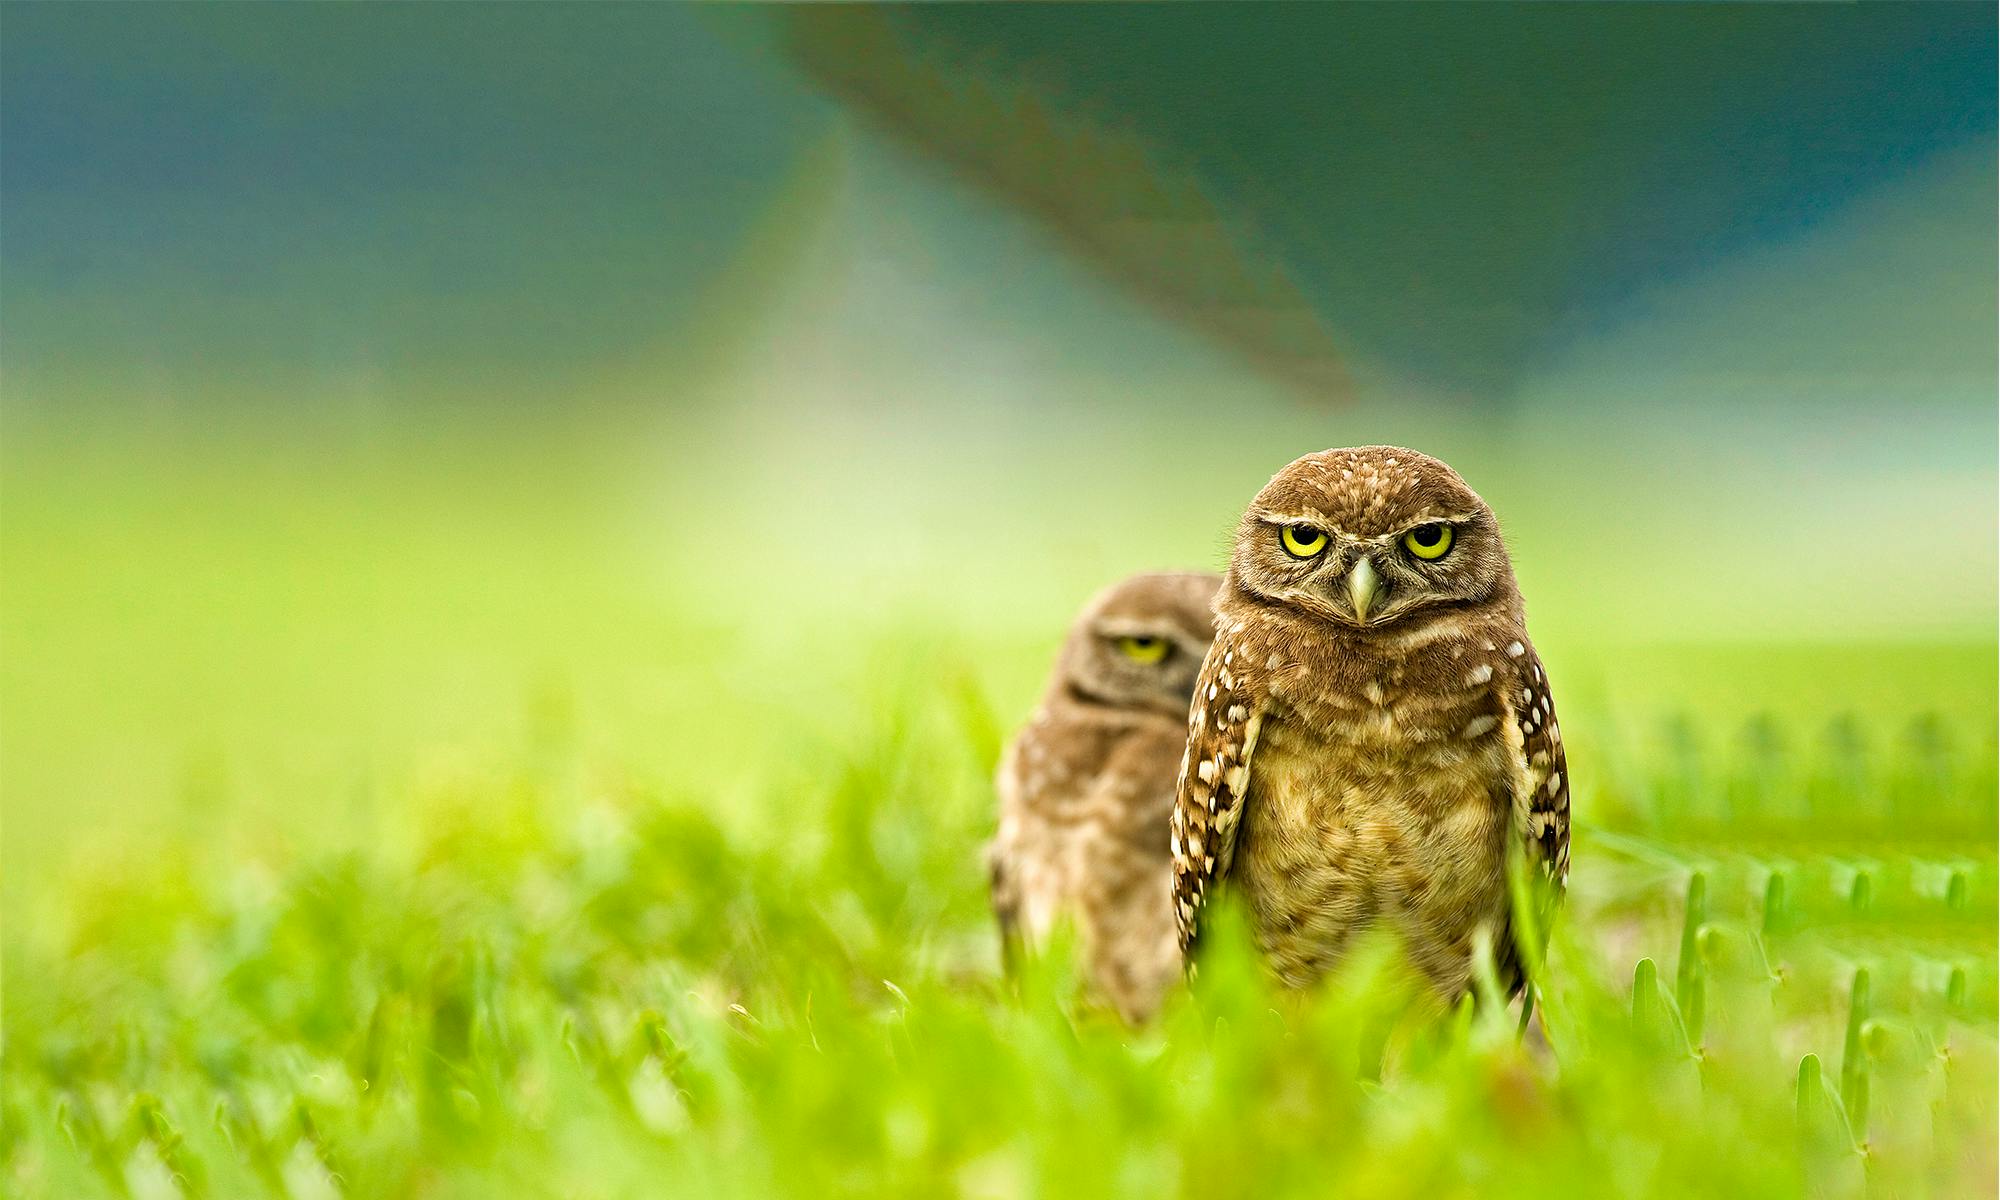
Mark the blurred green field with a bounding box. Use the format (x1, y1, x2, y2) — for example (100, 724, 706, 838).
(3, 428, 1996, 1198)
(4, 634, 1995, 1197)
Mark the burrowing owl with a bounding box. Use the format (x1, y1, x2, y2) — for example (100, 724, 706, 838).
(989, 571, 1223, 1022)
(1170, 446, 1567, 997)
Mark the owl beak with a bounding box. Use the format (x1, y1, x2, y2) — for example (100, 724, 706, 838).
(1346, 555, 1380, 625)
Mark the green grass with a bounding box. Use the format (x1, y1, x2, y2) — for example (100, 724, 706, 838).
(5, 657, 1994, 1198)
(2, 427, 1994, 1197)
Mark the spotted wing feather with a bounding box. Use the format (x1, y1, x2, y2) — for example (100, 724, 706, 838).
(1169, 640, 1265, 956)
(1507, 646, 1569, 892)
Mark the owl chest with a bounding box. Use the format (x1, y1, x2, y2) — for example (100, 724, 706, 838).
(1000, 721, 1178, 937)
(1233, 679, 1513, 987)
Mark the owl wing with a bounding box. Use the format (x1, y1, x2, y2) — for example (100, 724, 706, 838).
(1505, 644, 1570, 894)
(987, 731, 1035, 978)
(1169, 640, 1266, 957)
(984, 836, 1026, 978)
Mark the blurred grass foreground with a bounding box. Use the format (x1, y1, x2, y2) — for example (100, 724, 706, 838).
(3, 4, 1997, 1199)
(4, 669, 1995, 1197)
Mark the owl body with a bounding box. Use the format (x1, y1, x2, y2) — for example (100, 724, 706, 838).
(1172, 447, 1566, 997)
(1216, 604, 1541, 993)
(990, 571, 1222, 1022)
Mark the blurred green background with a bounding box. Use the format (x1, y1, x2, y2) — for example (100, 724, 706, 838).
(1, 5, 1995, 1196)
(5, 2, 1993, 907)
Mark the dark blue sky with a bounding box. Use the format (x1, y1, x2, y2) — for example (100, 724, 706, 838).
(1, 5, 829, 389)
(788, 2, 1998, 386)
(4, 2, 1993, 398)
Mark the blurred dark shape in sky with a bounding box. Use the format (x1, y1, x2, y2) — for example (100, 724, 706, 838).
(780, 2, 1996, 395)
(779, 8, 1354, 400)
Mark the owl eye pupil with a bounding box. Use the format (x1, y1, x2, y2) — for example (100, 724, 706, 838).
(1279, 524, 1328, 558)
(1402, 522, 1455, 561)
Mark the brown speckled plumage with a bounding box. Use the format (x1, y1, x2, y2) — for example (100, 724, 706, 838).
(990, 571, 1222, 1022)
(1171, 447, 1568, 997)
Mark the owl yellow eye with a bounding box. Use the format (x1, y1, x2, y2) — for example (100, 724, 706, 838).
(1116, 636, 1169, 664)
(1280, 524, 1329, 559)
(1403, 523, 1454, 560)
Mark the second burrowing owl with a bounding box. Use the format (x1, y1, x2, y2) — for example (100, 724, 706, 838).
(1170, 446, 1568, 998)
(989, 571, 1222, 1022)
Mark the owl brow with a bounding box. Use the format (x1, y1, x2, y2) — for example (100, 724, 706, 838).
(1094, 617, 1189, 641)
(1254, 509, 1345, 534)
(1400, 510, 1482, 531)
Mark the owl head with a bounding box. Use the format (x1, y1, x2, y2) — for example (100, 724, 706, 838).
(1228, 446, 1517, 630)
(1054, 572, 1221, 717)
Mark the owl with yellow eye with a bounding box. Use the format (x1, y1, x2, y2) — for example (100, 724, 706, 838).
(989, 571, 1222, 1022)
(1171, 446, 1568, 999)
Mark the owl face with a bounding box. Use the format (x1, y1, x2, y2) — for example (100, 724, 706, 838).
(1229, 446, 1514, 630)
(1057, 572, 1220, 718)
